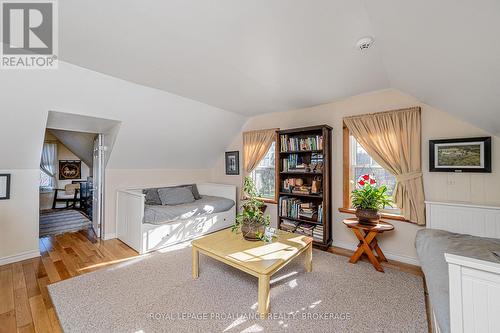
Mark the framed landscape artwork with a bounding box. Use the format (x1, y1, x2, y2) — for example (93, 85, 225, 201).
(0, 174, 11, 200)
(429, 137, 491, 173)
(225, 151, 239, 175)
(59, 160, 82, 180)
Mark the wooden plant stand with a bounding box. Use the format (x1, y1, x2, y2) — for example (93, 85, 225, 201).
(343, 218, 394, 272)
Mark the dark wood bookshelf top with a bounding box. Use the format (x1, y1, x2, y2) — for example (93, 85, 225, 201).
(278, 125, 332, 134)
(278, 215, 323, 225)
(279, 192, 323, 199)
(279, 150, 323, 154)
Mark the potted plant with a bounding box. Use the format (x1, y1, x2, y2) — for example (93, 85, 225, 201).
(351, 175, 393, 225)
(232, 176, 271, 241)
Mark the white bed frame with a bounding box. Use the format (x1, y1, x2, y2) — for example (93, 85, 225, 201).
(116, 183, 236, 254)
(425, 201, 500, 333)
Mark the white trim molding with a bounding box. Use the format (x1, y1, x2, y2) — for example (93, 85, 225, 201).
(0, 249, 40, 266)
(333, 240, 419, 266)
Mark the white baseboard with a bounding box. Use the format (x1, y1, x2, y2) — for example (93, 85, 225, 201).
(332, 240, 420, 266)
(0, 249, 40, 266)
(103, 233, 116, 240)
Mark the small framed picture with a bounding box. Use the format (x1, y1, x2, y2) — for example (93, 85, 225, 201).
(0, 174, 11, 200)
(59, 160, 82, 180)
(429, 137, 492, 173)
(225, 151, 239, 175)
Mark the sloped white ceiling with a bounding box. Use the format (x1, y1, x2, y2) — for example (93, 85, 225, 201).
(363, 0, 500, 135)
(59, 0, 388, 116)
(58, 0, 500, 135)
(48, 129, 96, 168)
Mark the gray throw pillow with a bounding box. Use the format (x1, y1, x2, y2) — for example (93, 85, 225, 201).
(187, 184, 201, 200)
(158, 187, 196, 206)
(143, 188, 162, 205)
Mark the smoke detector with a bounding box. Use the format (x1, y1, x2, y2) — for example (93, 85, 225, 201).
(356, 36, 374, 51)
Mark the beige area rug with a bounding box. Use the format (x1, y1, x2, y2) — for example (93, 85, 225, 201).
(48, 246, 428, 333)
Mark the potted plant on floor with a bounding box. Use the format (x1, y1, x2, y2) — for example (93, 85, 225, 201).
(232, 176, 271, 241)
(351, 175, 393, 225)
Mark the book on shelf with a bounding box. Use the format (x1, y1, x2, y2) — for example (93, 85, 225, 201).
(291, 185, 311, 195)
(280, 134, 324, 152)
(279, 197, 320, 222)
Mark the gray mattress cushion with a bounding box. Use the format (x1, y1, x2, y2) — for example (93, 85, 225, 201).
(415, 229, 500, 333)
(144, 195, 235, 224)
(158, 187, 195, 206)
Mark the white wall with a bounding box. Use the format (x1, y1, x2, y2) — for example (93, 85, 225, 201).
(0, 62, 245, 263)
(211, 89, 500, 264)
(0, 170, 40, 264)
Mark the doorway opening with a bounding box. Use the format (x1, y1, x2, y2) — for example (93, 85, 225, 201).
(39, 129, 105, 239)
(38, 110, 121, 243)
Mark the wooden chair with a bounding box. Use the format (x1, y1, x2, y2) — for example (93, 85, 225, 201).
(52, 183, 80, 209)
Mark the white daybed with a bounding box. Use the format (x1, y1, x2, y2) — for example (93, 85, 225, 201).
(416, 201, 500, 333)
(116, 183, 236, 254)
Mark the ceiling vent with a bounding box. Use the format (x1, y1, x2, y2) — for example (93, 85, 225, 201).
(356, 36, 374, 51)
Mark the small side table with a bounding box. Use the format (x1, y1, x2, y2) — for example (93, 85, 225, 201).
(343, 218, 394, 272)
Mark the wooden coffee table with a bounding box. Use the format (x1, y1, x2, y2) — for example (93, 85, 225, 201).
(343, 218, 394, 272)
(191, 228, 313, 317)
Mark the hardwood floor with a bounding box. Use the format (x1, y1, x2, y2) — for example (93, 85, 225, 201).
(0, 230, 138, 333)
(0, 231, 426, 333)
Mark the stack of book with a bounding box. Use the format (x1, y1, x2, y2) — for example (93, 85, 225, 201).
(279, 197, 301, 219)
(280, 135, 324, 152)
(313, 225, 323, 241)
(296, 223, 315, 236)
(292, 185, 311, 195)
(282, 154, 298, 171)
(298, 202, 317, 220)
(280, 219, 298, 232)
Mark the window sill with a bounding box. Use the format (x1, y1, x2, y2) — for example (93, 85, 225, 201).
(338, 207, 410, 223)
(257, 197, 277, 204)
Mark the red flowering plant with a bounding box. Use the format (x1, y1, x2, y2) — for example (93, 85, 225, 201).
(351, 174, 393, 211)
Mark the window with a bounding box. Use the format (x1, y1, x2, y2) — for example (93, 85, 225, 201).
(40, 142, 57, 190)
(250, 142, 276, 201)
(40, 170, 52, 190)
(343, 127, 400, 214)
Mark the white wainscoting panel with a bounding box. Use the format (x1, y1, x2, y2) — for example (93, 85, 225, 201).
(425, 201, 500, 238)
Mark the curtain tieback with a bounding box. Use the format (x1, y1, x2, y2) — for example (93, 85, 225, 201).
(396, 171, 422, 182)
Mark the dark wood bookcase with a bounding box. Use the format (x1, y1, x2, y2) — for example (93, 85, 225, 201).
(277, 125, 332, 250)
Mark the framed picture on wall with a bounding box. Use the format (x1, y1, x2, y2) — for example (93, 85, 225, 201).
(59, 160, 82, 180)
(0, 174, 11, 200)
(429, 137, 491, 173)
(225, 151, 240, 175)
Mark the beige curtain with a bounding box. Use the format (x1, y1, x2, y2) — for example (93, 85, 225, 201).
(344, 107, 426, 225)
(243, 128, 278, 174)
